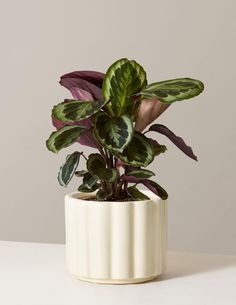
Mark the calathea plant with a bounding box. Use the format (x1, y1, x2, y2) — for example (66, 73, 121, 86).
(46, 58, 204, 201)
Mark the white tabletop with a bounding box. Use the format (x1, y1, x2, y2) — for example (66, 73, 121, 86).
(0, 241, 235, 305)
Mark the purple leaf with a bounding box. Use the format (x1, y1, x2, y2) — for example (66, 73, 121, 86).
(142, 180, 168, 200)
(148, 124, 197, 161)
(122, 175, 140, 183)
(60, 71, 105, 101)
(121, 175, 168, 200)
(135, 99, 170, 132)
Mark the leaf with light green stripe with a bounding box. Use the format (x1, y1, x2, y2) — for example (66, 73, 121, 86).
(127, 186, 150, 201)
(58, 151, 81, 187)
(139, 78, 204, 104)
(78, 173, 99, 192)
(96, 189, 113, 201)
(87, 153, 118, 182)
(117, 132, 154, 167)
(103, 58, 147, 116)
(46, 125, 88, 153)
(52, 99, 106, 123)
(94, 112, 133, 153)
(126, 169, 155, 179)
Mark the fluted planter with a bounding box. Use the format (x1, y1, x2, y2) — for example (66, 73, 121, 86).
(65, 191, 167, 284)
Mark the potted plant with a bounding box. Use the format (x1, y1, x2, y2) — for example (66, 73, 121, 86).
(46, 58, 204, 284)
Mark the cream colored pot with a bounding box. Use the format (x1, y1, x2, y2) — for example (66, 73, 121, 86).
(65, 191, 167, 284)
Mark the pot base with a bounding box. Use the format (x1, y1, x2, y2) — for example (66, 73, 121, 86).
(76, 274, 159, 285)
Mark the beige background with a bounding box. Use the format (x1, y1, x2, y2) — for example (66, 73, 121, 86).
(0, 0, 235, 254)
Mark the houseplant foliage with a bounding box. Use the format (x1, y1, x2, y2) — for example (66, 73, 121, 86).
(46, 58, 204, 201)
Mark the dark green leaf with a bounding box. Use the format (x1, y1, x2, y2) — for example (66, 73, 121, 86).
(78, 172, 99, 192)
(103, 58, 147, 116)
(58, 151, 81, 187)
(87, 153, 118, 182)
(94, 112, 133, 153)
(143, 180, 168, 200)
(148, 138, 167, 156)
(46, 125, 88, 153)
(96, 189, 112, 201)
(52, 99, 106, 123)
(139, 78, 204, 104)
(127, 186, 150, 201)
(117, 132, 154, 167)
(126, 169, 155, 179)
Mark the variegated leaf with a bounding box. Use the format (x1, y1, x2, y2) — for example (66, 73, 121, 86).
(126, 168, 155, 179)
(117, 132, 154, 167)
(127, 186, 150, 201)
(52, 99, 106, 123)
(139, 78, 204, 104)
(103, 58, 147, 116)
(78, 173, 99, 192)
(58, 152, 81, 187)
(46, 125, 88, 153)
(87, 153, 118, 182)
(94, 112, 133, 153)
(52, 116, 98, 149)
(96, 189, 113, 201)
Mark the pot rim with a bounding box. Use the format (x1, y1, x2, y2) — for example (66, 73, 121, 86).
(65, 190, 165, 205)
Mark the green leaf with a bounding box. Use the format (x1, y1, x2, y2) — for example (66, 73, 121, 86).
(117, 132, 154, 167)
(148, 138, 167, 156)
(78, 172, 99, 192)
(75, 170, 87, 177)
(127, 186, 150, 201)
(46, 125, 88, 153)
(87, 153, 118, 182)
(96, 189, 112, 201)
(103, 58, 147, 116)
(58, 151, 81, 187)
(94, 112, 133, 153)
(143, 180, 168, 200)
(139, 78, 204, 104)
(52, 99, 106, 123)
(126, 169, 155, 179)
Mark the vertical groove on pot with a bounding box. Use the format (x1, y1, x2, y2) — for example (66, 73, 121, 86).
(163, 200, 167, 271)
(87, 203, 111, 279)
(133, 202, 148, 278)
(77, 202, 89, 276)
(153, 201, 159, 274)
(129, 205, 134, 278)
(111, 203, 133, 279)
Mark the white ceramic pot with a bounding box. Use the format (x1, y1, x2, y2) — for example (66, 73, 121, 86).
(65, 190, 167, 284)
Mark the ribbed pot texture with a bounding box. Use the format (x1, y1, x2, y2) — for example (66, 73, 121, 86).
(65, 191, 167, 284)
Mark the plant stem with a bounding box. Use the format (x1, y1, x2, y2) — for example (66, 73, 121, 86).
(80, 152, 88, 161)
(98, 146, 109, 164)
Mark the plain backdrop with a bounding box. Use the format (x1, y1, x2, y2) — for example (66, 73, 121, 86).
(0, 0, 235, 255)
